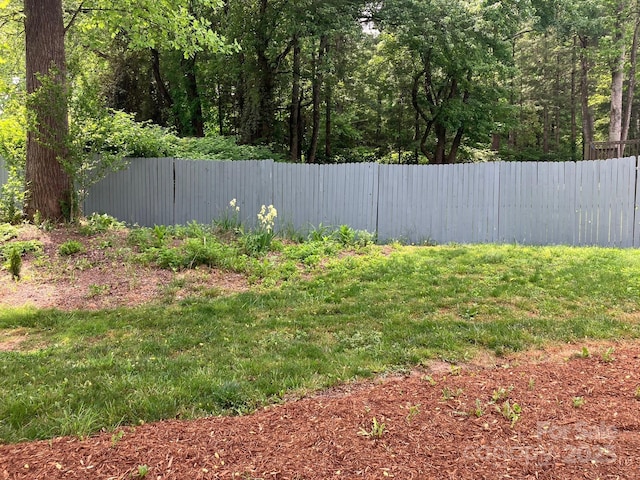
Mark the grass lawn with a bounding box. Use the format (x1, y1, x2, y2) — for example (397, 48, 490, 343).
(2, 236, 640, 443)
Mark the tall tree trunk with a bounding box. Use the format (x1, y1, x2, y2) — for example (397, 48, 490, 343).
(579, 36, 595, 157)
(307, 35, 327, 164)
(217, 81, 225, 135)
(182, 55, 205, 137)
(609, 50, 625, 144)
(150, 48, 174, 110)
(289, 33, 301, 162)
(571, 37, 578, 161)
(543, 105, 550, 154)
(622, 14, 640, 145)
(434, 124, 447, 165)
(24, 0, 72, 221)
(447, 127, 464, 164)
(609, 2, 628, 146)
(325, 80, 332, 159)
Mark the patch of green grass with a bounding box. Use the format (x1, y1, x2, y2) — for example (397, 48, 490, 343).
(2, 243, 640, 442)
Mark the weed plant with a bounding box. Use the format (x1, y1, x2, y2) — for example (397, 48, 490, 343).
(58, 240, 84, 256)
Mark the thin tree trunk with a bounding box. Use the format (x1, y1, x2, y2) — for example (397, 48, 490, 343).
(307, 35, 327, 164)
(217, 81, 225, 135)
(571, 36, 578, 161)
(609, 2, 627, 145)
(289, 33, 301, 162)
(325, 80, 332, 159)
(579, 36, 595, 157)
(434, 124, 447, 164)
(609, 51, 625, 143)
(622, 14, 640, 144)
(447, 127, 464, 164)
(182, 55, 205, 137)
(150, 48, 174, 110)
(24, 0, 72, 221)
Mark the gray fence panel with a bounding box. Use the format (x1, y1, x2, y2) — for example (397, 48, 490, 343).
(83, 157, 174, 226)
(378, 163, 499, 244)
(79, 156, 640, 248)
(378, 165, 420, 243)
(569, 157, 636, 247)
(0, 157, 7, 187)
(273, 162, 377, 234)
(174, 159, 273, 227)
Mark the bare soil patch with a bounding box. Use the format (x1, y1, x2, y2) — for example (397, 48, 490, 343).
(2, 226, 640, 479)
(0, 224, 249, 311)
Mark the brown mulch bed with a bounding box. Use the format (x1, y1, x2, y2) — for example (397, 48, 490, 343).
(2, 342, 640, 480)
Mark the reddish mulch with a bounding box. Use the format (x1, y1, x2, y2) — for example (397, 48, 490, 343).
(2, 342, 640, 480)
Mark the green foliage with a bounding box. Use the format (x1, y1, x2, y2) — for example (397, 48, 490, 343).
(6, 245, 22, 280)
(241, 204, 278, 255)
(174, 136, 284, 161)
(0, 238, 42, 278)
(359, 417, 386, 438)
(214, 199, 241, 232)
(0, 101, 27, 223)
(0, 240, 43, 259)
(58, 240, 84, 256)
(498, 400, 522, 427)
(0, 223, 18, 242)
(78, 213, 126, 236)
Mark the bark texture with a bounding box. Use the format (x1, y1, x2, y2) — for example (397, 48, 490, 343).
(24, 0, 72, 221)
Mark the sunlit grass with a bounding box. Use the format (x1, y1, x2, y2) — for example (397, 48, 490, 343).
(2, 243, 640, 443)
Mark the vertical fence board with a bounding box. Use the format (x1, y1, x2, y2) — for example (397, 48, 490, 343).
(0, 157, 8, 187)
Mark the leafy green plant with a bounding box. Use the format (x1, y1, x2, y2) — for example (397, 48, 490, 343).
(242, 204, 277, 255)
(359, 417, 386, 438)
(406, 404, 420, 423)
(152, 225, 169, 245)
(0, 168, 25, 224)
(579, 346, 591, 358)
(110, 429, 125, 447)
(307, 223, 331, 242)
(0, 240, 43, 260)
(635, 386, 640, 400)
(0, 223, 18, 242)
(422, 375, 437, 386)
(491, 386, 513, 403)
(572, 396, 585, 408)
(88, 284, 110, 298)
(601, 347, 615, 363)
(5, 245, 21, 280)
(58, 240, 84, 256)
(498, 400, 521, 427)
(336, 224, 355, 246)
(215, 198, 242, 232)
(79, 213, 125, 235)
(472, 399, 484, 417)
(442, 387, 463, 400)
(136, 464, 149, 478)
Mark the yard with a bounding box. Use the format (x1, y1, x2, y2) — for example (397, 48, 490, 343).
(1, 219, 640, 479)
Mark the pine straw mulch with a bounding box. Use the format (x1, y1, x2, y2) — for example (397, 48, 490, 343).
(2, 341, 640, 480)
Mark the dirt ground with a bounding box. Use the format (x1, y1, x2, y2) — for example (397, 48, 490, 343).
(1, 226, 640, 479)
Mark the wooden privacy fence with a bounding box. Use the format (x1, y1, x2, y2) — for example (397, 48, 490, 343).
(2, 156, 640, 246)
